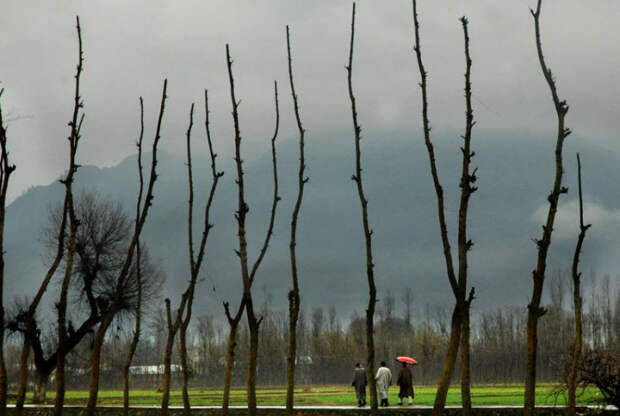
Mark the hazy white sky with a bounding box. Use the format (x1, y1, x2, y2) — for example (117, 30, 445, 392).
(1, 0, 619, 202)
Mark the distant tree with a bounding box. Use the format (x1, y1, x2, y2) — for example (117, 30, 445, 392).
(524, 1, 571, 414)
(0, 86, 17, 416)
(345, 3, 378, 412)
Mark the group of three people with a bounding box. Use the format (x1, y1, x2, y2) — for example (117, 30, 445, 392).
(352, 361, 414, 407)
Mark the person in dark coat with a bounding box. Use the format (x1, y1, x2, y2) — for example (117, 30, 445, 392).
(396, 361, 414, 405)
(351, 362, 367, 407)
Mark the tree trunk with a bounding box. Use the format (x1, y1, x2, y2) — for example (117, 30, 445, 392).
(15, 339, 30, 413)
(179, 323, 191, 414)
(32, 371, 48, 404)
(222, 323, 239, 416)
(366, 295, 377, 411)
(0, 304, 5, 416)
(85, 320, 112, 416)
(247, 312, 260, 416)
(524, 308, 540, 413)
(286, 293, 300, 412)
(122, 312, 141, 416)
(160, 328, 175, 415)
(460, 303, 472, 416)
(525, 2, 570, 413)
(433, 304, 462, 415)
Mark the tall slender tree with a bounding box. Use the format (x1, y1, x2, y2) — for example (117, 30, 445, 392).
(524, 1, 571, 414)
(411, 3, 478, 414)
(122, 97, 145, 416)
(0, 88, 17, 416)
(285, 25, 308, 414)
(12, 20, 84, 404)
(346, 3, 378, 413)
(568, 154, 590, 416)
(54, 16, 85, 416)
(161, 91, 223, 416)
(226, 43, 280, 416)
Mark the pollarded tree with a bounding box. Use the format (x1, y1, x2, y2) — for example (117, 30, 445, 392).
(160, 90, 223, 416)
(524, 1, 571, 414)
(284, 25, 308, 414)
(345, 3, 378, 413)
(224, 44, 280, 416)
(411, 3, 478, 415)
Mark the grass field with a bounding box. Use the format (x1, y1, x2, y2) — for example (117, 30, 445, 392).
(12, 385, 604, 407)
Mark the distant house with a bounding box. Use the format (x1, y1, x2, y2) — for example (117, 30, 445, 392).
(129, 364, 183, 375)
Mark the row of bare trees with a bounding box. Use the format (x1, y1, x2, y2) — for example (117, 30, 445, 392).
(5, 285, 617, 388)
(0, 1, 616, 415)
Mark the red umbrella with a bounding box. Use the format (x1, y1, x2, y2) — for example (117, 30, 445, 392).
(396, 356, 418, 366)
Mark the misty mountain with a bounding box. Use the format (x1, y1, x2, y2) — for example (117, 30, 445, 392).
(6, 132, 620, 322)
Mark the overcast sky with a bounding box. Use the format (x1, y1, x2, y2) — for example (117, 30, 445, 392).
(1, 0, 619, 203)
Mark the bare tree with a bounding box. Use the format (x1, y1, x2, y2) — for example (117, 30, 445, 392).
(285, 25, 308, 414)
(225, 44, 280, 416)
(54, 16, 85, 415)
(122, 97, 145, 416)
(0, 87, 17, 416)
(411, 3, 478, 415)
(568, 154, 590, 416)
(84, 79, 168, 416)
(524, 1, 571, 414)
(160, 90, 223, 416)
(346, 3, 378, 412)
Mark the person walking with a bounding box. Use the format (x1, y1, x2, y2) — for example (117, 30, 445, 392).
(375, 361, 392, 407)
(351, 362, 367, 407)
(396, 361, 414, 405)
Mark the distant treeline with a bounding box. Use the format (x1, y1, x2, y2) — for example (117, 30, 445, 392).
(5, 272, 618, 390)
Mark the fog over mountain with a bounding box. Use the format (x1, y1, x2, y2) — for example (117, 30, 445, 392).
(5, 131, 620, 322)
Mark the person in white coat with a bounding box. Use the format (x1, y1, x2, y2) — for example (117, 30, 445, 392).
(375, 361, 392, 407)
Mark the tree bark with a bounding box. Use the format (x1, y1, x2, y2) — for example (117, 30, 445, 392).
(346, 4, 378, 413)
(525, 2, 570, 414)
(246, 301, 261, 415)
(285, 25, 306, 414)
(161, 299, 175, 416)
(433, 304, 462, 410)
(461, 292, 475, 416)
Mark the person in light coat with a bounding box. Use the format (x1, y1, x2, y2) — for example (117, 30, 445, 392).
(375, 361, 392, 407)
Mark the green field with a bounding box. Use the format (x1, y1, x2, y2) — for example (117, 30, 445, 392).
(13, 385, 604, 407)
